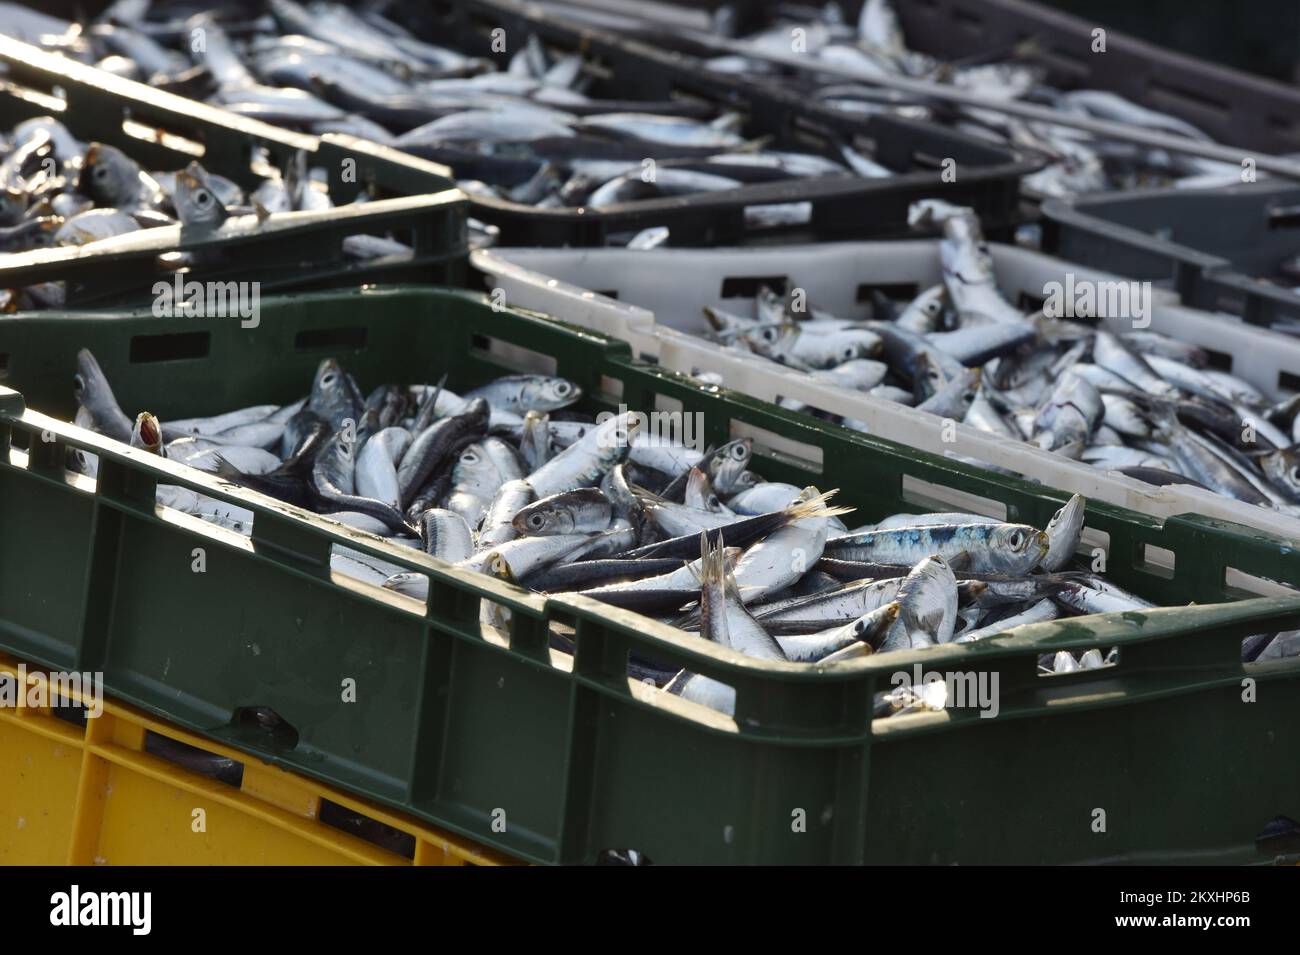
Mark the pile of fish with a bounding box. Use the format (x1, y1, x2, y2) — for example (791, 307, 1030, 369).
(545, 0, 1249, 197)
(67, 351, 1296, 720)
(0, 0, 904, 242)
(696, 199, 1300, 515)
(0, 110, 402, 309)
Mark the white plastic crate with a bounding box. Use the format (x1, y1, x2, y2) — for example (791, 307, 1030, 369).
(474, 240, 1300, 544)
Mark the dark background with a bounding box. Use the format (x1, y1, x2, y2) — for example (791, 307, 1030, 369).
(1042, 0, 1300, 82)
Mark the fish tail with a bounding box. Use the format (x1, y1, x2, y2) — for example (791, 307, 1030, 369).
(787, 487, 855, 521)
(697, 530, 726, 588)
(207, 451, 243, 484)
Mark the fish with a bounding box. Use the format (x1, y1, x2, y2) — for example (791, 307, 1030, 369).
(512, 487, 612, 535)
(666, 534, 787, 715)
(825, 522, 1049, 575)
(877, 556, 959, 652)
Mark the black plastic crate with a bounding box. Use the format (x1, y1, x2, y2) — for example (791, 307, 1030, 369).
(0, 34, 467, 307)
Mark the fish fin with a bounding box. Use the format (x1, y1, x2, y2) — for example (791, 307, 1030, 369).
(786, 487, 855, 522)
(206, 451, 244, 484)
(253, 201, 271, 224)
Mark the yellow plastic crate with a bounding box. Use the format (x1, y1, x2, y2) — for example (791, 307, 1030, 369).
(0, 655, 516, 866)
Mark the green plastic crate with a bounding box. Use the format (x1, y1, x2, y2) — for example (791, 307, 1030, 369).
(0, 35, 467, 305)
(0, 286, 1297, 864)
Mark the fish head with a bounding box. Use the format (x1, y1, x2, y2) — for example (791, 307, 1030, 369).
(707, 437, 753, 492)
(994, 524, 1051, 572)
(741, 318, 798, 359)
(854, 600, 899, 644)
(306, 358, 358, 426)
(729, 469, 762, 493)
(832, 334, 875, 365)
(1260, 446, 1300, 497)
(453, 442, 497, 485)
(596, 411, 641, 452)
(173, 162, 229, 229)
(130, 412, 163, 454)
(1045, 493, 1087, 537)
(530, 376, 581, 411)
(915, 284, 947, 320)
(78, 142, 139, 206)
(73, 348, 115, 412)
(512, 497, 573, 536)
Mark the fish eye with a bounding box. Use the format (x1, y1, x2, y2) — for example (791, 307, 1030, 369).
(93, 166, 109, 181)
(462, 449, 479, 463)
(842, 346, 857, 360)
(731, 444, 747, 460)
(762, 328, 776, 342)
(320, 372, 336, 386)
(555, 382, 571, 396)
(1008, 529, 1024, 549)
(73, 373, 85, 392)
(529, 514, 544, 528)
(926, 301, 941, 313)
(195, 190, 211, 207)
(1291, 466, 1300, 483)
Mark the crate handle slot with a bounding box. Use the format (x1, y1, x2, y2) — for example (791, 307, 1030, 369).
(1035, 646, 1119, 677)
(720, 275, 788, 299)
(143, 729, 245, 788)
(318, 798, 416, 860)
(1267, 204, 1300, 230)
(293, 326, 369, 353)
(129, 331, 211, 364)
